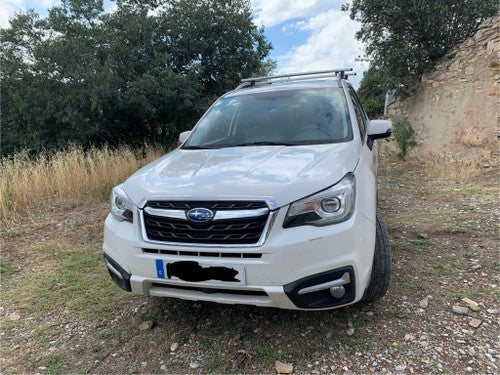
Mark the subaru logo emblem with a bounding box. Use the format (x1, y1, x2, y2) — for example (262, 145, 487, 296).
(186, 208, 214, 223)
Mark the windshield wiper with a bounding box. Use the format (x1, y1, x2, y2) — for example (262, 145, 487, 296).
(226, 141, 298, 147)
(183, 141, 299, 149)
(182, 145, 219, 150)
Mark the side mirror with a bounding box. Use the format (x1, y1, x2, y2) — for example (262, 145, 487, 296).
(367, 119, 392, 139)
(178, 131, 191, 144)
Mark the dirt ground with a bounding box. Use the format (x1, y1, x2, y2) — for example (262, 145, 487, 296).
(1, 159, 499, 374)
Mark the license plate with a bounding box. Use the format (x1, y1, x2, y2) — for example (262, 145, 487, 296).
(155, 259, 246, 285)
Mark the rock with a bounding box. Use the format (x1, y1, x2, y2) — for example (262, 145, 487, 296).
(275, 360, 294, 374)
(170, 342, 179, 352)
(471, 264, 482, 271)
(465, 66, 475, 76)
(461, 297, 480, 312)
(395, 364, 407, 371)
(347, 328, 355, 336)
(469, 318, 482, 328)
(404, 334, 415, 341)
(138, 321, 154, 331)
(189, 361, 200, 369)
(452, 306, 469, 315)
(488, 82, 498, 96)
(419, 295, 432, 309)
(485, 353, 495, 362)
(228, 333, 241, 346)
(8, 312, 21, 321)
(490, 53, 500, 68)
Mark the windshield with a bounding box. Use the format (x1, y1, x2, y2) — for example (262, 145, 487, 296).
(183, 87, 352, 149)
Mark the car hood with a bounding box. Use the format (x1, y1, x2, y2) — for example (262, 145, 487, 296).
(124, 143, 359, 209)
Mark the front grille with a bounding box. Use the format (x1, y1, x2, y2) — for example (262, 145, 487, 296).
(142, 201, 270, 245)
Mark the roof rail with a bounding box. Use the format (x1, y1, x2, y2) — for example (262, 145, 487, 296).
(237, 68, 353, 89)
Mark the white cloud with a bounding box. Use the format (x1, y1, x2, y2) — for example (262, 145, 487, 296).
(0, 0, 58, 28)
(0, 0, 23, 28)
(258, 4, 367, 87)
(252, 0, 339, 27)
(280, 10, 365, 69)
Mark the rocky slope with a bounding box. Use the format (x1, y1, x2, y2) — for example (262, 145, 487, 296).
(388, 15, 499, 167)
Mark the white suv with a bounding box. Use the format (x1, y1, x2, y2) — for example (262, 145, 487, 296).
(103, 69, 392, 310)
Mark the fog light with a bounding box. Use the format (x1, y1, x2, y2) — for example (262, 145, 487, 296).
(330, 286, 346, 298)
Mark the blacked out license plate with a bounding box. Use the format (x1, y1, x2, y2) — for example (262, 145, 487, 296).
(155, 259, 246, 285)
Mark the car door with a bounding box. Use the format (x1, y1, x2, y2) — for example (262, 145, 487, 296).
(346, 84, 378, 222)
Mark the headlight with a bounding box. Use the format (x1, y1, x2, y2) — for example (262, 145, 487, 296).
(110, 184, 134, 222)
(283, 173, 355, 228)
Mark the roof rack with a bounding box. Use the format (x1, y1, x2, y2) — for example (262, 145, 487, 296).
(237, 68, 353, 89)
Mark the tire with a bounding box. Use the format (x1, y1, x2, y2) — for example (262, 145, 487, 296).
(362, 209, 391, 302)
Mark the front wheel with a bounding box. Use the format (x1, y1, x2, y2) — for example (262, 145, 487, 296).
(362, 210, 391, 302)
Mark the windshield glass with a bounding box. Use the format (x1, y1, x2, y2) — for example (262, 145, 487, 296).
(183, 87, 352, 149)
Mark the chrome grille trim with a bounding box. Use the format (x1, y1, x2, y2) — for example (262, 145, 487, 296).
(143, 207, 269, 220)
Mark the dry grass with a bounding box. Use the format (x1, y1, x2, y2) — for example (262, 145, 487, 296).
(423, 155, 495, 182)
(379, 142, 494, 183)
(2, 143, 494, 222)
(1, 145, 164, 221)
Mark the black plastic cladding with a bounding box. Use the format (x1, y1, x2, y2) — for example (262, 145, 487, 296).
(104, 254, 132, 292)
(284, 267, 355, 309)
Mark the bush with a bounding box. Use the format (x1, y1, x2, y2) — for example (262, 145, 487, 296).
(393, 118, 417, 160)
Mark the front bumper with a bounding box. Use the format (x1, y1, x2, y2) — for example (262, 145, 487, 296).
(103, 208, 375, 310)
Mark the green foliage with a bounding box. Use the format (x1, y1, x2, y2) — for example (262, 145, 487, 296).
(348, 0, 498, 95)
(43, 353, 66, 374)
(393, 118, 416, 160)
(0, 260, 12, 277)
(163, 0, 272, 94)
(356, 65, 385, 118)
(0, 0, 273, 156)
(393, 308, 409, 319)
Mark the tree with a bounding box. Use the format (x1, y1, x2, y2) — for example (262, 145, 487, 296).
(0, 0, 273, 156)
(348, 0, 498, 95)
(356, 65, 385, 118)
(162, 0, 272, 94)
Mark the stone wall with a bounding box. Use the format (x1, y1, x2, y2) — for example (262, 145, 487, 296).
(387, 16, 499, 166)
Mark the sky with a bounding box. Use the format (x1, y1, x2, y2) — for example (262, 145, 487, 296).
(0, 0, 367, 87)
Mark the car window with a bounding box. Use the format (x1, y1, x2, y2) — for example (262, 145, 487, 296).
(184, 87, 353, 148)
(347, 85, 368, 141)
(186, 99, 238, 145)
